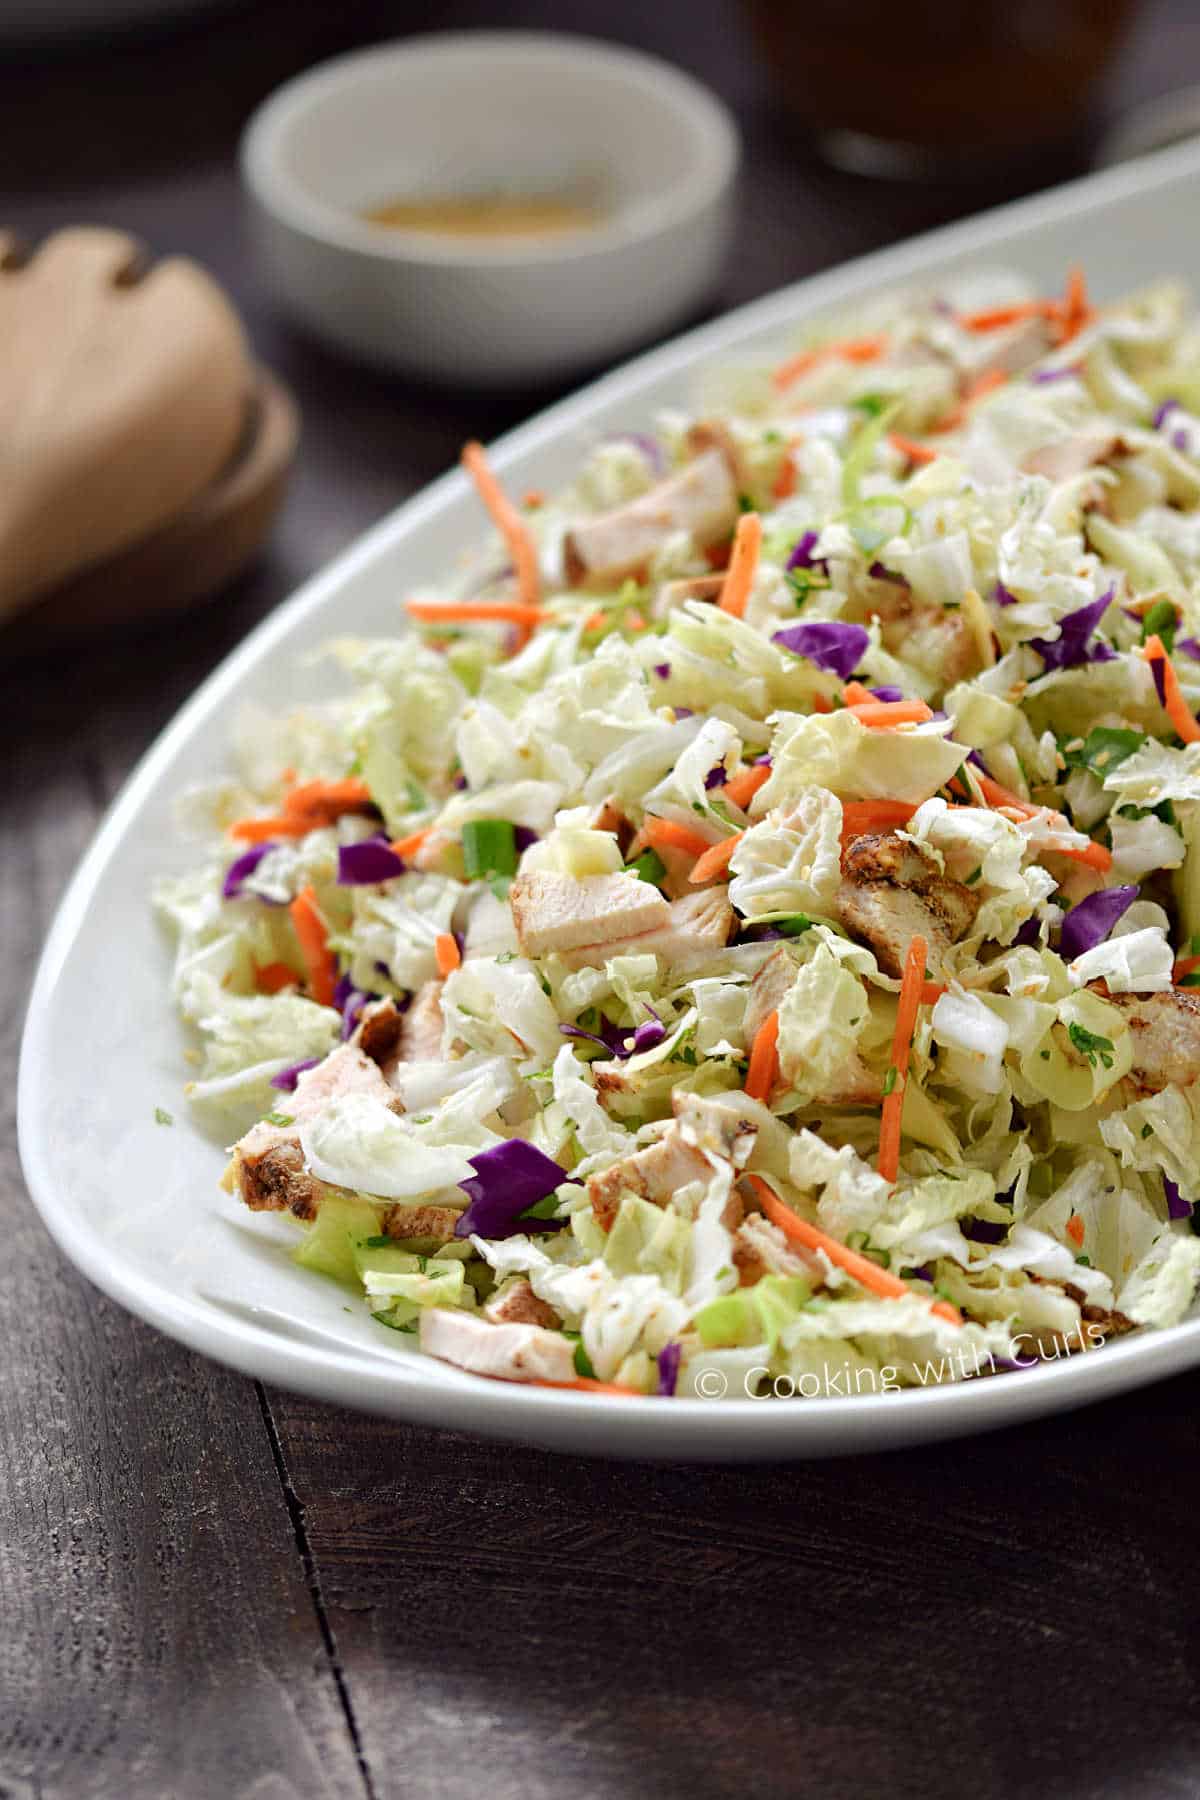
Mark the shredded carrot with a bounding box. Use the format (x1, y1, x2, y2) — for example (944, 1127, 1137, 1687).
(718, 510, 763, 619)
(229, 815, 294, 843)
(847, 698, 934, 728)
(959, 300, 1057, 332)
(841, 680, 875, 706)
(280, 766, 297, 786)
(642, 817, 716, 860)
(932, 368, 1007, 433)
(889, 431, 937, 466)
(839, 799, 919, 843)
(811, 692, 832, 714)
(745, 1173, 961, 1325)
(744, 1010, 780, 1104)
(390, 827, 432, 860)
(254, 961, 297, 995)
(722, 762, 772, 811)
(1055, 840, 1114, 873)
(704, 540, 731, 572)
(772, 441, 800, 499)
(878, 933, 928, 1185)
(1174, 954, 1200, 983)
(531, 1377, 642, 1396)
(773, 335, 888, 389)
(521, 489, 545, 508)
(435, 932, 461, 977)
(405, 599, 549, 629)
(460, 440, 541, 619)
(975, 772, 1037, 817)
(1143, 633, 1200, 744)
(1055, 265, 1094, 345)
(1066, 1213, 1086, 1248)
(289, 886, 338, 1008)
(921, 982, 947, 1005)
(689, 832, 743, 884)
(625, 610, 648, 632)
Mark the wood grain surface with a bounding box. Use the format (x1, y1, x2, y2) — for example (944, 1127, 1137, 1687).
(4, 4, 1200, 1796)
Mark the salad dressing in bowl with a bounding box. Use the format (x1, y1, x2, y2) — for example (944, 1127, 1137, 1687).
(361, 193, 604, 242)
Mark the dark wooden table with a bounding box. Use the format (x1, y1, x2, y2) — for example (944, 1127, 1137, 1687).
(4, 5, 1200, 1795)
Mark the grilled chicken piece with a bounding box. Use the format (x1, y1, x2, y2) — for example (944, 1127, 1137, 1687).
(587, 1126, 715, 1232)
(396, 978, 446, 1065)
(419, 1308, 576, 1384)
(559, 887, 734, 974)
(354, 996, 406, 1067)
(510, 870, 670, 960)
(381, 1203, 464, 1245)
(850, 577, 982, 692)
(1094, 985, 1200, 1093)
(561, 447, 739, 589)
(732, 1212, 822, 1286)
(838, 831, 979, 981)
(230, 1045, 396, 1219)
(1022, 430, 1126, 484)
(672, 1090, 758, 1168)
(484, 1278, 561, 1329)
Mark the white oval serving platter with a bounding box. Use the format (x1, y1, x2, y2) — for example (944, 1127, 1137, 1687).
(19, 137, 1200, 1459)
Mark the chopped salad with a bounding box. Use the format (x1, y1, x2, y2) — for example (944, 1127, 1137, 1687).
(158, 266, 1200, 1401)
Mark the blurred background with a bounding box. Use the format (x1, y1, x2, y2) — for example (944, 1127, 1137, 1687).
(3, 0, 1200, 664)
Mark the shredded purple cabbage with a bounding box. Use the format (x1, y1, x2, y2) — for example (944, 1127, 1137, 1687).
(222, 841, 275, 900)
(704, 763, 727, 790)
(868, 684, 904, 702)
(786, 530, 827, 573)
(453, 1140, 573, 1239)
(1177, 636, 1200, 661)
(772, 619, 869, 677)
(333, 971, 377, 1041)
(1151, 656, 1168, 705)
(337, 835, 405, 886)
(1154, 398, 1180, 430)
(1165, 1176, 1193, 1220)
(965, 748, 989, 771)
(993, 581, 1020, 607)
(867, 560, 907, 585)
(559, 1012, 666, 1060)
(270, 1057, 320, 1092)
(656, 1342, 682, 1397)
(1012, 916, 1042, 947)
(1029, 587, 1116, 671)
(1059, 884, 1138, 960)
(609, 430, 666, 475)
(961, 1217, 1008, 1245)
(653, 662, 671, 679)
(1031, 365, 1079, 384)
(1173, 427, 1191, 453)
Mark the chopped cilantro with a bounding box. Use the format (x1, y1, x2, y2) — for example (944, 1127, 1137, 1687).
(154, 1106, 173, 1127)
(628, 848, 667, 887)
(1141, 597, 1178, 652)
(882, 1066, 897, 1098)
(1061, 726, 1146, 778)
(363, 1235, 393, 1249)
(1067, 1021, 1116, 1070)
(965, 866, 982, 886)
(573, 1339, 597, 1379)
(264, 1110, 294, 1127)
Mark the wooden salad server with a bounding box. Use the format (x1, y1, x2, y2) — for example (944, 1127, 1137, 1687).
(0, 225, 252, 622)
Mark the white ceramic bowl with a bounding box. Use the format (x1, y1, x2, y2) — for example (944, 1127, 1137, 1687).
(241, 31, 740, 385)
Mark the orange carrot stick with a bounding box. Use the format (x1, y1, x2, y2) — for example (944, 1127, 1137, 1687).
(229, 816, 295, 843)
(289, 886, 338, 1008)
(889, 431, 937, 466)
(718, 511, 763, 619)
(689, 832, 744, 884)
(847, 699, 935, 728)
(531, 1377, 642, 1396)
(390, 827, 432, 860)
(878, 932, 928, 1185)
(1143, 634, 1200, 744)
(405, 599, 549, 629)
(839, 799, 919, 843)
(744, 1010, 780, 1104)
(975, 772, 1037, 816)
(745, 1172, 961, 1324)
(460, 440, 541, 612)
(958, 301, 1057, 332)
(1174, 954, 1200, 983)
(1055, 841, 1114, 874)
(642, 817, 716, 860)
(254, 961, 298, 995)
(722, 763, 772, 810)
(841, 680, 875, 706)
(283, 777, 373, 821)
(1066, 1213, 1085, 1248)
(435, 932, 462, 977)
